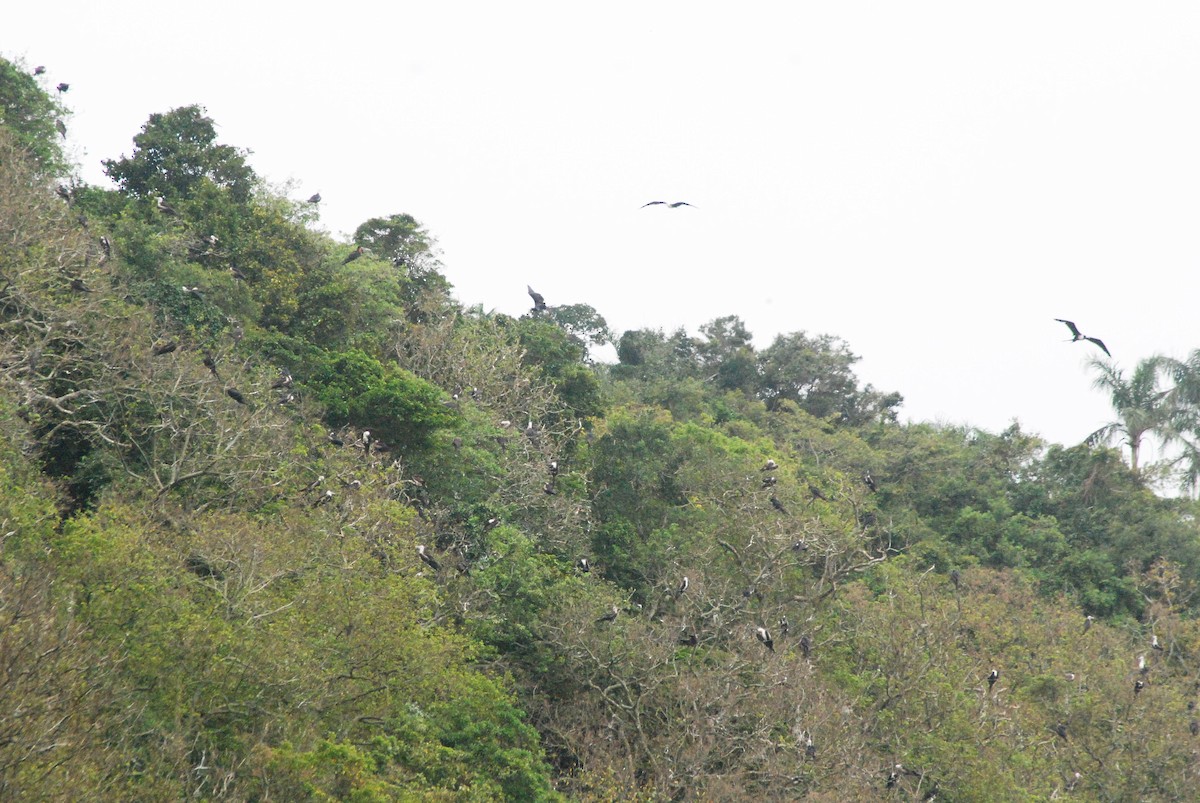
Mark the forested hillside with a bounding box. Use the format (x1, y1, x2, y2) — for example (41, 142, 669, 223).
(4, 57, 1200, 801)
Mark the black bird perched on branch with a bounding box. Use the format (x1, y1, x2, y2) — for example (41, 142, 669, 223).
(755, 626, 774, 652)
(202, 353, 220, 378)
(225, 387, 248, 405)
(863, 471, 877, 492)
(799, 635, 811, 658)
(1054, 722, 1069, 741)
(950, 569, 961, 590)
(99, 236, 111, 260)
(1083, 614, 1095, 633)
(596, 605, 619, 624)
(679, 631, 698, 647)
(270, 371, 293, 390)
(33, 65, 45, 76)
(527, 285, 547, 312)
(761, 459, 777, 472)
(770, 496, 788, 514)
(306, 192, 321, 204)
(1135, 680, 1145, 695)
(548, 459, 559, 477)
(55, 119, 66, 138)
(416, 544, 441, 571)
(69, 277, 92, 293)
(987, 668, 999, 690)
(152, 340, 178, 356)
(327, 432, 345, 447)
(677, 576, 689, 596)
(808, 483, 828, 502)
(156, 196, 178, 216)
(1055, 319, 1111, 357)
(761, 476, 777, 488)
(181, 285, 203, 300)
(779, 616, 789, 637)
(1151, 634, 1164, 651)
(185, 553, 224, 581)
(577, 557, 590, 573)
(641, 201, 695, 208)
(342, 246, 365, 264)
(56, 82, 69, 93)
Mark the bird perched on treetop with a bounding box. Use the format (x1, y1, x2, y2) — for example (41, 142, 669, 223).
(56, 82, 69, 93)
(863, 471, 877, 492)
(527, 285, 547, 312)
(342, 246, 365, 264)
(33, 65, 45, 76)
(1055, 319, 1111, 357)
(641, 201, 695, 208)
(157, 196, 178, 216)
(987, 668, 999, 690)
(416, 544, 441, 571)
(306, 192, 321, 204)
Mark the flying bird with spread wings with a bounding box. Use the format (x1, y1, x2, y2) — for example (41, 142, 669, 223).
(1055, 319, 1111, 357)
(641, 201, 696, 208)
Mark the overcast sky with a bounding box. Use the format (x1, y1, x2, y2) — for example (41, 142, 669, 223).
(8, 2, 1200, 453)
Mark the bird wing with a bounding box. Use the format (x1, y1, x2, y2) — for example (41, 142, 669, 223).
(640, 201, 666, 207)
(1055, 318, 1082, 338)
(669, 202, 695, 208)
(1085, 337, 1111, 357)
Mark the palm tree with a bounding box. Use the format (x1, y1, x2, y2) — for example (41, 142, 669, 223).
(1086, 356, 1173, 475)
(1158, 350, 1200, 491)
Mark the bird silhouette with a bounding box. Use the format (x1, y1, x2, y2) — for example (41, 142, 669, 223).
(156, 196, 178, 216)
(770, 496, 788, 514)
(56, 82, 69, 93)
(761, 459, 778, 472)
(596, 605, 619, 624)
(987, 668, 999, 690)
(33, 66, 45, 76)
(152, 340, 178, 356)
(225, 387, 249, 405)
(577, 557, 590, 573)
(641, 201, 695, 208)
(863, 471, 877, 492)
(306, 193, 322, 204)
(342, 246, 365, 264)
(1055, 319, 1111, 357)
(527, 285, 547, 312)
(55, 119, 66, 138)
(69, 277, 92, 293)
(202, 353, 220, 378)
(677, 576, 689, 596)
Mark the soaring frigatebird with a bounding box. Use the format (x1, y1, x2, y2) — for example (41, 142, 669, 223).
(527, 285, 547, 312)
(1055, 319, 1111, 357)
(641, 201, 695, 208)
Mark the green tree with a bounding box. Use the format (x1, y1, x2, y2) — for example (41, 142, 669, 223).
(1086, 356, 1173, 475)
(102, 105, 256, 202)
(0, 56, 69, 176)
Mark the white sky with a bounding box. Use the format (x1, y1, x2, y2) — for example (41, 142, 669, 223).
(8, 2, 1200, 451)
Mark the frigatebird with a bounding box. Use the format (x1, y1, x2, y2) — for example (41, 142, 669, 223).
(761, 476, 777, 488)
(69, 277, 92, 293)
(99, 236, 111, 260)
(152, 340, 178, 356)
(1055, 319, 1111, 357)
(1135, 680, 1145, 695)
(779, 616, 789, 636)
(33, 66, 45, 76)
(1083, 614, 1095, 633)
(577, 557, 590, 573)
(641, 201, 695, 208)
(950, 570, 961, 590)
(225, 387, 248, 405)
(157, 196, 178, 216)
(416, 544, 441, 571)
(596, 605, 619, 624)
(761, 459, 778, 472)
(270, 371, 293, 390)
(1151, 634, 1164, 651)
(202, 353, 220, 378)
(527, 285, 547, 312)
(677, 576, 689, 596)
(55, 119, 66, 138)
(770, 496, 788, 514)
(755, 626, 774, 652)
(56, 82, 69, 93)
(328, 432, 346, 447)
(342, 246, 365, 264)
(987, 668, 999, 690)
(307, 193, 322, 204)
(799, 635, 811, 658)
(863, 471, 877, 492)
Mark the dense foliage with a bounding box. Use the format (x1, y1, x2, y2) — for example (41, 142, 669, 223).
(4, 57, 1200, 800)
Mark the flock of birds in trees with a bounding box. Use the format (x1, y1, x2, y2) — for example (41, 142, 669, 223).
(35, 59, 1165, 791)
